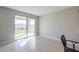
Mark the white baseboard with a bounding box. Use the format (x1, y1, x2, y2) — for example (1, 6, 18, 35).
(39, 34, 61, 41)
(0, 35, 61, 47)
(0, 40, 15, 47)
(0, 35, 38, 47)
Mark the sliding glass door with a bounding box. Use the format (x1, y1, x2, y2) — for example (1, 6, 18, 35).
(15, 15, 35, 40)
(15, 15, 27, 40)
(28, 18, 35, 36)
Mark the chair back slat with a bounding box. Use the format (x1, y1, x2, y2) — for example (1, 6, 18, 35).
(61, 35, 66, 47)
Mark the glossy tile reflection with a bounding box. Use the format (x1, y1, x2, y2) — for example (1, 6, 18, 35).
(0, 36, 64, 52)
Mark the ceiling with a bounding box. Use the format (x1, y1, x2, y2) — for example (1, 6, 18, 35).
(5, 6, 72, 16)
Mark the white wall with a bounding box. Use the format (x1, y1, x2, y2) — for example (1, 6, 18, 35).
(0, 7, 14, 44)
(0, 7, 39, 45)
(39, 7, 79, 40)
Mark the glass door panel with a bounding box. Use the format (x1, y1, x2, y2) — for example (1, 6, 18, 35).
(15, 15, 27, 40)
(28, 18, 35, 36)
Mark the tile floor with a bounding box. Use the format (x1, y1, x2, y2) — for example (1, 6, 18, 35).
(0, 36, 64, 52)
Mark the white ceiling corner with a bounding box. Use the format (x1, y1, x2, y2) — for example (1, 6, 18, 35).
(5, 6, 71, 16)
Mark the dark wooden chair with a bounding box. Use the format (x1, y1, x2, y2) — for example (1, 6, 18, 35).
(61, 35, 79, 52)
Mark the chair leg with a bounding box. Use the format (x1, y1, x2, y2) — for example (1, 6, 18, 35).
(73, 43, 75, 51)
(64, 47, 67, 52)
